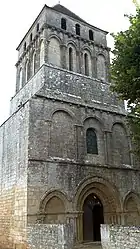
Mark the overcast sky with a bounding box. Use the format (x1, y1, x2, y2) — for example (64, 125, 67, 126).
(0, 0, 136, 125)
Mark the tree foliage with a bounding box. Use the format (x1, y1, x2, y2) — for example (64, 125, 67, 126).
(111, 7, 140, 156)
(133, 0, 140, 9)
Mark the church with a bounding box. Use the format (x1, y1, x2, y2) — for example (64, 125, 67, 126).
(0, 4, 140, 249)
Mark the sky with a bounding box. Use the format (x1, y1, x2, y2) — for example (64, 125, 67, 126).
(0, 0, 136, 125)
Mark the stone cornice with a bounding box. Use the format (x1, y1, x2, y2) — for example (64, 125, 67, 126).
(35, 93, 126, 117)
(28, 158, 139, 171)
(44, 23, 110, 51)
(16, 22, 109, 65)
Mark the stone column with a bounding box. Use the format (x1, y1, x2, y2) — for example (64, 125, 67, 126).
(35, 37, 40, 70)
(120, 213, 125, 225)
(76, 50, 80, 73)
(79, 51, 83, 74)
(44, 39, 49, 64)
(15, 64, 20, 92)
(127, 134, 133, 166)
(76, 211, 84, 243)
(60, 44, 67, 69)
(104, 130, 113, 165)
(43, 25, 49, 64)
(66, 216, 76, 240)
(105, 60, 110, 82)
(92, 55, 97, 78)
(109, 213, 122, 225)
(106, 49, 111, 82)
(22, 58, 26, 87)
(47, 120, 52, 157)
(75, 125, 85, 161)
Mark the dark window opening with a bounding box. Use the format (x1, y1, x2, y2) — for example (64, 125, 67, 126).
(30, 33, 32, 42)
(86, 128, 98, 154)
(61, 18, 67, 30)
(76, 24, 80, 36)
(24, 42, 26, 51)
(37, 23, 39, 32)
(84, 53, 89, 76)
(83, 194, 104, 242)
(89, 30, 94, 41)
(69, 47, 73, 71)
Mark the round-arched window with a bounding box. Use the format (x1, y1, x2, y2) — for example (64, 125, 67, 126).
(86, 128, 98, 154)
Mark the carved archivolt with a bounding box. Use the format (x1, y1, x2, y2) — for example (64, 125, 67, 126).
(74, 176, 122, 241)
(39, 189, 70, 213)
(74, 176, 122, 213)
(123, 191, 140, 225)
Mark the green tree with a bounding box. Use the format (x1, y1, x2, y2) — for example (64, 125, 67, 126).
(111, 4, 140, 156)
(133, 0, 140, 9)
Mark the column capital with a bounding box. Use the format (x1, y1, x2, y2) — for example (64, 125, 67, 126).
(60, 44, 67, 48)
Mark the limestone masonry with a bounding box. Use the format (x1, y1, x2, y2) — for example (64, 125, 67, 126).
(0, 4, 140, 249)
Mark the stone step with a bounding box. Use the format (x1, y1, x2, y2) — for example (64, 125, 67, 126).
(73, 242, 102, 249)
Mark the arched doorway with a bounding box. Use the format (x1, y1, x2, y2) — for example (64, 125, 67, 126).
(83, 194, 104, 242)
(75, 177, 122, 242)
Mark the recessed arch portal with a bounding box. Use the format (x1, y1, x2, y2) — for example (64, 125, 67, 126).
(74, 176, 122, 242)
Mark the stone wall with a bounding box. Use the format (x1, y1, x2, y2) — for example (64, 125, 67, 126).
(27, 95, 132, 168)
(12, 64, 125, 116)
(101, 225, 140, 249)
(10, 65, 45, 115)
(27, 224, 74, 249)
(15, 3, 110, 94)
(0, 103, 29, 249)
(45, 5, 107, 46)
(17, 4, 108, 58)
(42, 64, 123, 113)
(3, 3, 140, 249)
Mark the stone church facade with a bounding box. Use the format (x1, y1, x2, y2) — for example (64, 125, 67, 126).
(0, 4, 140, 249)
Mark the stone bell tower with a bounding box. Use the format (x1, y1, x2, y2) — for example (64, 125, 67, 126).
(0, 3, 140, 249)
